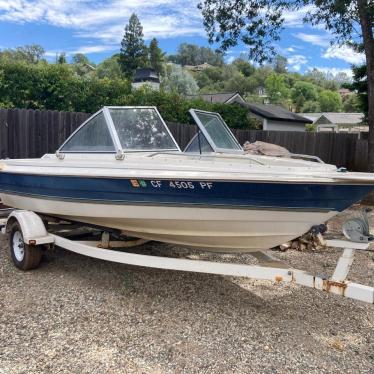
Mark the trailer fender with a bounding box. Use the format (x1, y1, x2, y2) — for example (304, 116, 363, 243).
(6, 210, 54, 246)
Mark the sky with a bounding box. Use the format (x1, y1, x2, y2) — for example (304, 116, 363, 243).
(0, 0, 366, 76)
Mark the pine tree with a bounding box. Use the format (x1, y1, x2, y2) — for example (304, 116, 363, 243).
(56, 52, 66, 64)
(273, 55, 288, 74)
(149, 38, 164, 75)
(119, 13, 148, 77)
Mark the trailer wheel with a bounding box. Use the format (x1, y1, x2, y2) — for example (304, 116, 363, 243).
(9, 221, 42, 270)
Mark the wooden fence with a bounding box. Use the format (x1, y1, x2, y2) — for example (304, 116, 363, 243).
(0, 109, 91, 160)
(0, 108, 369, 171)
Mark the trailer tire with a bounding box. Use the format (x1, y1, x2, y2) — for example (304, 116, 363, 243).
(9, 221, 42, 270)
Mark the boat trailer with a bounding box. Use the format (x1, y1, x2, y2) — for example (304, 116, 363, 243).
(1, 209, 373, 305)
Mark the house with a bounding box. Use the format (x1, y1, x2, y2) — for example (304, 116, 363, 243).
(132, 68, 160, 90)
(184, 62, 213, 72)
(241, 103, 313, 131)
(186, 92, 246, 104)
(338, 88, 354, 100)
(298, 112, 365, 133)
(189, 92, 312, 131)
(257, 86, 267, 99)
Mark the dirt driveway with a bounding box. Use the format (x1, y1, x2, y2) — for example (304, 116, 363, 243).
(1, 209, 374, 373)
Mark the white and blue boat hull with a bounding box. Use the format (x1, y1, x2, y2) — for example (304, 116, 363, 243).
(1, 192, 338, 251)
(0, 169, 372, 251)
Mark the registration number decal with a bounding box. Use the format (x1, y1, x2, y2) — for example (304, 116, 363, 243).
(130, 179, 213, 190)
(166, 181, 213, 190)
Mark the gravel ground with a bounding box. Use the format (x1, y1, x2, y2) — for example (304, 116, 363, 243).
(1, 207, 374, 374)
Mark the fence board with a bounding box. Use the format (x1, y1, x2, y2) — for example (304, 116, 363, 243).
(20, 109, 29, 158)
(7, 109, 16, 159)
(34, 110, 42, 158)
(47, 110, 55, 153)
(0, 109, 8, 159)
(0, 108, 369, 171)
(28, 109, 35, 158)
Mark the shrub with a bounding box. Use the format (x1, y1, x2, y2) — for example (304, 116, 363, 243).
(0, 61, 257, 129)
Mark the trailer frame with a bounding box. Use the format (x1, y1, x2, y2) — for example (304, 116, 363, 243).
(1, 210, 373, 304)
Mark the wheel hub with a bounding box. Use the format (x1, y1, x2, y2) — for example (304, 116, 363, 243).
(13, 231, 25, 261)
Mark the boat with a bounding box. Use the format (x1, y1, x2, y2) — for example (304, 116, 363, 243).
(0, 106, 373, 253)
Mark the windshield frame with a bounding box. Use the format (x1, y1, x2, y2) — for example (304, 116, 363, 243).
(188, 109, 243, 154)
(57, 108, 120, 154)
(107, 106, 181, 153)
(58, 106, 182, 154)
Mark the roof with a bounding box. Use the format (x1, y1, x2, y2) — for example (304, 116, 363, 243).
(186, 92, 245, 104)
(133, 68, 160, 83)
(298, 112, 364, 125)
(297, 113, 321, 122)
(241, 103, 313, 124)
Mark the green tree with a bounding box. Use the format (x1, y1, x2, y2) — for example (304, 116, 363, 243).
(72, 53, 89, 65)
(171, 43, 197, 65)
(162, 64, 199, 95)
(223, 71, 253, 95)
(265, 73, 290, 104)
(95, 55, 123, 79)
(149, 38, 165, 75)
(319, 90, 342, 112)
(119, 13, 148, 77)
(252, 66, 273, 88)
(167, 43, 223, 66)
(345, 62, 368, 117)
(16, 44, 45, 64)
(342, 94, 362, 112)
(233, 58, 255, 77)
(56, 53, 67, 64)
(0, 44, 45, 64)
(195, 63, 257, 94)
(306, 69, 329, 87)
(0, 69, 10, 108)
(302, 101, 320, 113)
(198, 0, 374, 169)
(305, 69, 340, 91)
(334, 72, 352, 86)
(273, 55, 288, 74)
(195, 65, 232, 91)
(291, 81, 318, 111)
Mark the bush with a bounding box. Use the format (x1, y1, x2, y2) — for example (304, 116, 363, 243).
(0, 61, 256, 129)
(0, 61, 131, 112)
(305, 124, 317, 132)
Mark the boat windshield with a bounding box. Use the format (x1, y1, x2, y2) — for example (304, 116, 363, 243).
(186, 109, 243, 153)
(109, 108, 179, 151)
(59, 107, 180, 153)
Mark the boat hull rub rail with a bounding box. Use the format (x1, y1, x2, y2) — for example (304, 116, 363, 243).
(50, 234, 373, 304)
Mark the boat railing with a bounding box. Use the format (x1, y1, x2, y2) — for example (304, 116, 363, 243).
(289, 154, 324, 163)
(147, 151, 324, 164)
(146, 151, 266, 165)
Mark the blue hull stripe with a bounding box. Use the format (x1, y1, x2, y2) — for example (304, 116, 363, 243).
(0, 173, 373, 212)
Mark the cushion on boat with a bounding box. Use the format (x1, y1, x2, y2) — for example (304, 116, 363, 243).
(243, 141, 290, 157)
